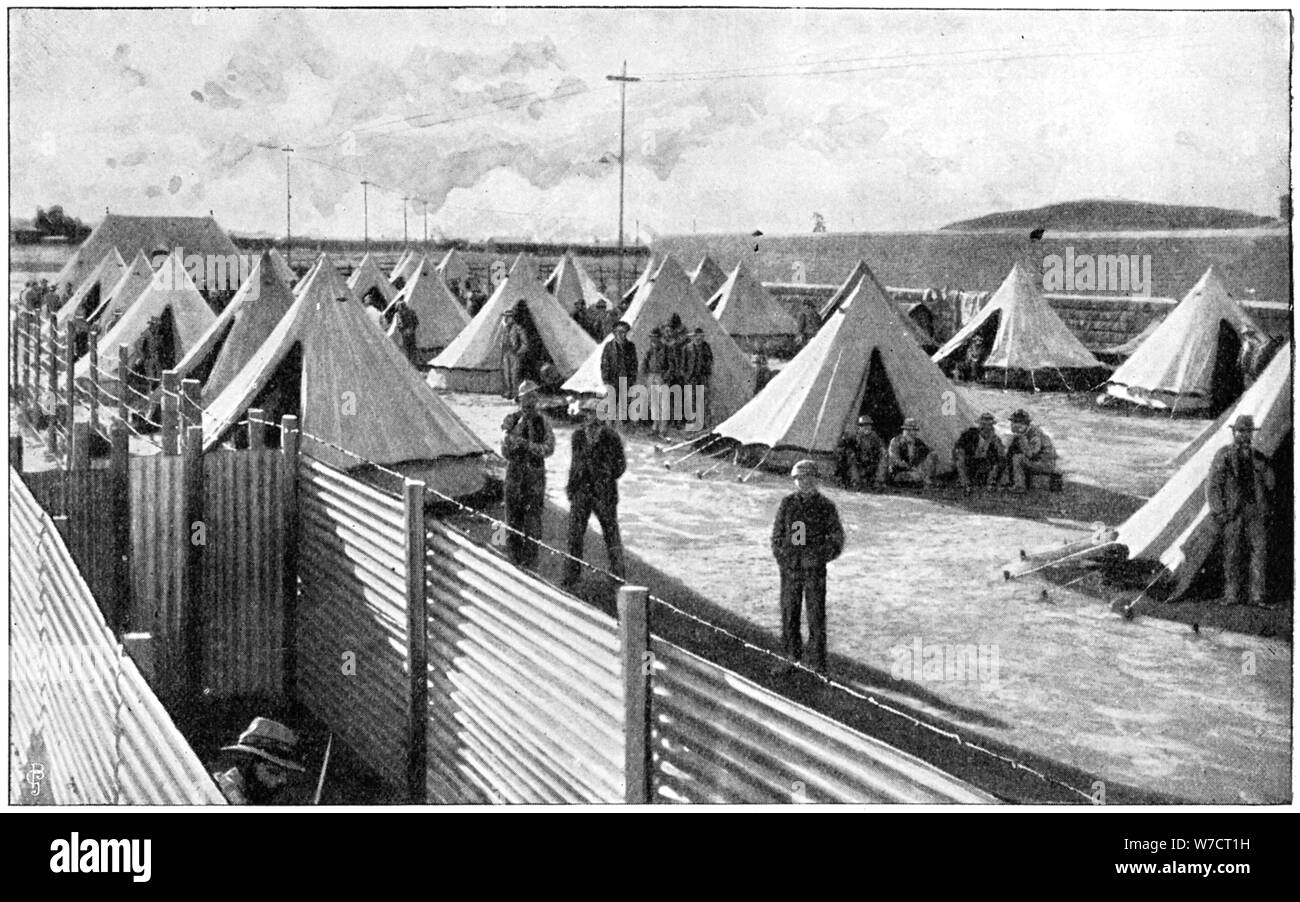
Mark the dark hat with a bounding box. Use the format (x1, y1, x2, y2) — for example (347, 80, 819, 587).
(221, 717, 306, 773)
(594, 299, 608, 308)
(691, 327, 705, 336)
(1010, 409, 1031, 425)
(668, 313, 683, 328)
(649, 326, 663, 337)
(613, 320, 630, 332)
(1231, 414, 1259, 432)
(978, 412, 996, 425)
(902, 417, 920, 431)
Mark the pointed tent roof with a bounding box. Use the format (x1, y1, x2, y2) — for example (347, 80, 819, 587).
(818, 259, 875, 322)
(347, 252, 398, 306)
(390, 249, 418, 285)
(436, 248, 470, 285)
(76, 249, 216, 383)
(818, 258, 933, 348)
(54, 213, 241, 294)
(546, 251, 610, 311)
(708, 260, 799, 339)
(1104, 268, 1262, 410)
(202, 255, 489, 487)
(167, 251, 297, 402)
(564, 256, 757, 422)
(385, 255, 470, 349)
(293, 254, 356, 303)
(56, 248, 126, 327)
(933, 262, 1105, 373)
(714, 266, 977, 456)
(89, 250, 155, 329)
(432, 253, 597, 379)
(267, 248, 296, 286)
(689, 255, 728, 303)
(1115, 345, 1290, 591)
(622, 254, 658, 303)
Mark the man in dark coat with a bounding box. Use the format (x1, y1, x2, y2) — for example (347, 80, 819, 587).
(387, 297, 421, 365)
(501, 306, 531, 399)
(835, 415, 886, 490)
(587, 299, 613, 340)
(885, 417, 937, 489)
(210, 718, 308, 805)
(561, 400, 627, 588)
(680, 327, 714, 430)
(642, 327, 673, 436)
(501, 381, 555, 570)
(953, 412, 1006, 495)
(770, 460, 845, 675)
(1207, 414, 1276, 607)
(600, 320, 638, 412)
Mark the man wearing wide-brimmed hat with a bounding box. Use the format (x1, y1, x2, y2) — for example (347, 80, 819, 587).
(884, 417, 937, 489)
(1207, 414, 1277, 607)
(501, 379, 555, 570)
(500, 303, 532, 399)
(835, 414, 886, 491)
(1006, 409, 1058, 493)
(953, 412, 1006, 495)
(211, 717, 307, 805)
(770, 460, 845, 675)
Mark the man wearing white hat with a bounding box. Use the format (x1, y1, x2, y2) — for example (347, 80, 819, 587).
(884, 417, 937, 489)
(501, 380, 555, 570)
(770, 460, 844, 675)
(211, 717, 307, 805)
(1207, 414, 1276, 607)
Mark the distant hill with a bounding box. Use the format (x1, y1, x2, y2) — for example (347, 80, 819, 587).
(942, 200, 1279, 232)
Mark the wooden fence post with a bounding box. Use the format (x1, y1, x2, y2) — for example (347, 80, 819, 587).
(248, 407, 266, 450)
(46, 312, 59, 455)
(64, 323, 77, 450)
(88, 326, 100, 437)
(182, 378, 202, 451)
(181, 424, 206, 703)
(280, 415, 300, 700)
(71, 422, 90, 472)
(404, 478, 429, 803)
(110, 419, 132, 635)
(11, 305, 20, 389)
(117, 345, 130, 426)
(161, 370, 180, 455)
(618, 585, 652, 804)
(10, 435, 24, 472)
(27, 310, 39, 414)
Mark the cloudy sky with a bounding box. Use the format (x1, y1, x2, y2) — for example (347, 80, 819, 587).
(8, 7, 1290, 240)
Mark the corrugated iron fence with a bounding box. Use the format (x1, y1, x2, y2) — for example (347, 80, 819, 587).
(9, 468, 227, 805)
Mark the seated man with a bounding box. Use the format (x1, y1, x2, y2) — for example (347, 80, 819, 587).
(884, 417, 937, 489)
(953, 412, 1006, 495)
(835, 415, 886, 490)
(1006, 409, 1059, 493)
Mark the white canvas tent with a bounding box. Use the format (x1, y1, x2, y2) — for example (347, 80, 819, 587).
(429, 254, 597, 394)
(546, 251, 610, 312)
(622, 254, 658, 304)
(1104, 267, 1263, 412)
(168, 251, 297, 402)
(689, 255, 728, 304)
(384, 255, 471, 353)
(563, 255, 756, 424)
(707, 260, 799, 350)
(202, 254, 489, 497)
(436, 249, 470, 290)
(55, 248, 125, 327)
(817, 258, 934, 350)
(389, 249, 418, 285)
(713, 263, 977, 471)
(267, 248, 297, 286)
(347, 252, 397, 309)
(932, 262, 1108, 390)
(88, 250, 156, 333)
(1115, 345, 1290, 594)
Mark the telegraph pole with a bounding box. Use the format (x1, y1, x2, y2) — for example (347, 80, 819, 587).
(402, 195, 410, 246)
(360, 180, 371, 250)
(606, 61, 640, 301)
(282, 145, 294, 268)
(421, 199, 428, 247)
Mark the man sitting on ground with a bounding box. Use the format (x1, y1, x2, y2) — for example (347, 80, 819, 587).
(835, 415, 886, 490)
(953, 412, 1006, 495)
(1006, 409, 1059, 493)
(884, 417, 936, 489)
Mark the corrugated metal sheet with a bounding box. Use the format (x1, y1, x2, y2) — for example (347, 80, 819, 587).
(649, 638, 997, 804)
(201, 449, 287, 697)
(129, 455, 187, 695)
(424, 523, 625, 804)
(295, 456, 411, 789)
(9, 468, 226, 805)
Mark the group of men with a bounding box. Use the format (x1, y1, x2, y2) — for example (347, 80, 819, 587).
(572, 296, 620, 341)
(596, 314, 716, 435)
(834, 409, 1058, 496)
(18, 278, 65, 310)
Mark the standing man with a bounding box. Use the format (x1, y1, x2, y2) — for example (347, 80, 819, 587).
(835, 415, 886, 490)
(642, 327, 673, 436)
(681, 327, 714, 430)
(1006, 409, 1059, 494)
(588, 299, 613, 340)
(884, 417, 937, 489)
(501, 306, 531, 400)
(561, 400, 627, 589)
(387, 296, 421, 366)
(953, 412, 1006, 495)
(501, 380, 555, 570)
(600, 319, 638, 414)
(960, 334, 987, 382)
(770, 460, 844, 675)
(1207, 414, 1276, 607)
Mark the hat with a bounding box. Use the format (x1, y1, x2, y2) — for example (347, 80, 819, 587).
(902, 417, 920, 431)
(649, 326, 663, 337)
(221, 718, 306, 773)
(1010, 409, 1031, 425)
(613, 320, 630, 332)
(857, 415, 873, 426)
(517, 380, 540, 398)
(668, 313, 683, 328)
(691, 327, 705, 336)
(1231, 414, 1258, 432)
(594, 299, 608, 308)
(791, 459, 819, 477)
(978, 412, 996, 425)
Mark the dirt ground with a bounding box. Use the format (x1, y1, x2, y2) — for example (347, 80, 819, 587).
(441, 384, 1291, 804)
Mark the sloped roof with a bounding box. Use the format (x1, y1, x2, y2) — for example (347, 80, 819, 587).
(708, 260, 799, 338)
(385, 255, 470, 349)
(89, 250, 156, 329)
(203, 254, 490, 472)
(546, 251, 610, 311)
(714, 264, 977, 455)
(54, 213, 240, 293)
(1104, 267, 1262, 409)
(689, 255, 728, 302)
(431, 253, 596, 377)
(564, 255, 757, 422)
(932, 262, 1104, 373)
(817, 258, 933, 349)
(267, 248, 297, 286)
(346, 252, 397, 306)
(56, 248, 125, 327)
(436, 248, 470, 284)
(75, 249, 216, 383)
(167, 251, 297, 402)
(389, 249, 418, 284)
(622, 253, 658, 303)
(1115, 344, 1290, 590)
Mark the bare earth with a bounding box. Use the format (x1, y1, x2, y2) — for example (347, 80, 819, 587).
(442, 384, 1291, 804)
